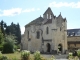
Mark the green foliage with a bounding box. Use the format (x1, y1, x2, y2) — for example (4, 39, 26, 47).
(2, 35, 16, 53)
(0, 20, 21, 44)
(16, 44, 20, 49)
(0, 20, 5, 36)
(16, 23, 21, 44)
(5, 22, 21, 44)
(0, 45, 3, 51)
(14, 45, 17, 51)
(77, 49, 80, 57)
(34, 51, 41, 60)
(12, 57, 18, 60)
(2, 42, 14, 53)
(68, 52, 73, 59)
(0, 27, 4, 44)
(0, 56, 8, 60)
(0, 52, 8, 60)
(21, 50, 30, 60)
(50, 55, 55, 60)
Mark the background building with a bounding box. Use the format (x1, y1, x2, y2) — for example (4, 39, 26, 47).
(67, 29, 80, 51)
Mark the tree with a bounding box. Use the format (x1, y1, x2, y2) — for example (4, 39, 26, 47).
(3, 21, 21, 44)
(0, 20, 5, 36)
(0, 27, 4, 44)
(16, 23, 21, 44)
(0, 27, 4, 51)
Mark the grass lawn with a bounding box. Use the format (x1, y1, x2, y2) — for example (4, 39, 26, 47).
(2, 52, 21, 59)
(2, 52, 51, 60)
(2, 52, 34, 60)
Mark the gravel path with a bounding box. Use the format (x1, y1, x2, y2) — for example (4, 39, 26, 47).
(42, 54, 68, 59)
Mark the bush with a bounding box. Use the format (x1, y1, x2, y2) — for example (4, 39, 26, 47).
(2, 42, 14, 53)
(16, 44, 20, 49)
(0, 56, 8, 60)
(73, 51, 77, 56)
(68, 52, 73, 59)
(21, 50, 30, 60)
(34, 51, 41, 60)
(0, 52, 8, 60)
(50, 55, 55, 60)
(12, 57, 18, 60)
(77, 49, 80, 59)
(0, 45, 3, 51)
(2, 35, 16, 53)
(14, 45, 17, 51)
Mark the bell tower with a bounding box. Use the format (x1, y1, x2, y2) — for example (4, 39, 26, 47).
(43, 7, 54, 20)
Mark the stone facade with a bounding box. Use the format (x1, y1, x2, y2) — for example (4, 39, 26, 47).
(21, 7, 67, 53)
(68, 36, 80, 50)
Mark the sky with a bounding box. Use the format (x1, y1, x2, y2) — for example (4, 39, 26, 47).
(0, 0, 80, 34)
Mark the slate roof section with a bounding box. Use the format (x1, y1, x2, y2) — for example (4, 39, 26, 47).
(44, 19, 52, 24)
(67, 29, 80, 36)
(25, 16, 44, 27)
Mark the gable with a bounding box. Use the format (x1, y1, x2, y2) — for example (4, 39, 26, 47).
(43, 7, 54, 15)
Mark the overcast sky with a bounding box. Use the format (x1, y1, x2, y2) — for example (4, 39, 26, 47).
(0, 0, 80, 34)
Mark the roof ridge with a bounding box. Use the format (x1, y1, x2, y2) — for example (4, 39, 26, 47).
(43, 7, 54, 15)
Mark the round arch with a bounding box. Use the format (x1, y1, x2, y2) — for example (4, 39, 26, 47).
(58, 44, 62, 53)
(46, 43, 51, 52)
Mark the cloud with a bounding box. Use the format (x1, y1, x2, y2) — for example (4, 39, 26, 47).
(0, 8, 40, 17)
(37, 8, 40, 10)
(22, 8, 35, 13)
(49, 1, 80, 8)
(0, 9, 2, 12)
(22, 8, 40, 13)
(0, 8, 22, 16)
(20, 26, 25, 34)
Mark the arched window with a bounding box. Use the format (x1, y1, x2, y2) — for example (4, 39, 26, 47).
(60, 27, 61, 31)
(50, 14, 51, 19)
(47, 14, 48, 19)
(36, 31, 40, 39)
(28, 31, 29, 38)
(46, 27, 49, 34)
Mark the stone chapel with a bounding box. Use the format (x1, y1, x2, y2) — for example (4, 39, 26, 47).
(21, 7, 67, 53)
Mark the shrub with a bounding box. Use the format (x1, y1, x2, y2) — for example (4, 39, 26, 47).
(77, 49, 80, 59)
(2, 35, 16, 53)
(2, 42, 14, 53)
(34, 51, 41, 60)
(68, 52, 73, 59)
(0, 45, 3, 51)
(14, 45, 17, 51)
(12, 57, 18, 60)
(73, 51, 78, 56)
(21, 50, 30, 60)
(50, 55, 55, 60)
(0, 52, 8, 60)
(1, 56, 8, 60)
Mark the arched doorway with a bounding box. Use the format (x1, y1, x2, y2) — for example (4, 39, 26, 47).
(46, 43, 51, 52)
(58, 44, 62, 53)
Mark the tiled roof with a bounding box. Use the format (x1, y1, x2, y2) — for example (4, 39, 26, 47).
(44, 19, 52, 24)
(67, 29, 80, 33)
(67, 29, 80, 36)
(25, 16, 44, 27)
